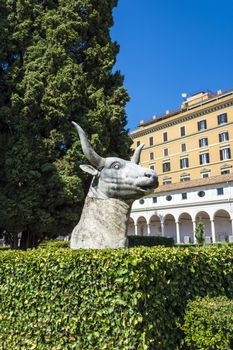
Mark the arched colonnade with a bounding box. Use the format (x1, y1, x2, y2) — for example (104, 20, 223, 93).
(128, 209, 233, 244)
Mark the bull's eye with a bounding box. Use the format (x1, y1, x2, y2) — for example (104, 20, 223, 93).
(111, 162, 121, 170)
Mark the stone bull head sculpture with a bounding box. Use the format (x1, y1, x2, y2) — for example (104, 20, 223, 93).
(70, 122, 158, 249)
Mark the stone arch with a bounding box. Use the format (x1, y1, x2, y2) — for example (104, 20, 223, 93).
(127, 217, 135, 236)
(163, 214, 176, 242)
(195, 211, 211, 243)
(178, 212, 193, 243)
(149, 215, 161, 236)
(214, 209, 232, 242)
(137, 216, 148, 236)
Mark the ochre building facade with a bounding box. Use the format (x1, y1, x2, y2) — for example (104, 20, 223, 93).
(129, 89, 233, 243)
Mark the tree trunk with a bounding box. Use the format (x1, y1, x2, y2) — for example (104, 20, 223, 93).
(19, 230, 29, 250)
(11, 234, 19, 249)
(19, 230, 41, 249)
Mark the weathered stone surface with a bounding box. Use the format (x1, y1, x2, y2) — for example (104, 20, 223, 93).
(70, 197, 132, 249)
(70, 122, 158, 249)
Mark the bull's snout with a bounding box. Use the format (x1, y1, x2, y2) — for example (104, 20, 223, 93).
(144, 169, 157, 181)
(144, 171, 154, 178)
(144, 169, 158, 188)
(137, 169, 158, 191)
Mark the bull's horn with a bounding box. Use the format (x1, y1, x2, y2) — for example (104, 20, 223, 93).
(131, 143, 144, 164)
(72, 121, 105, 169)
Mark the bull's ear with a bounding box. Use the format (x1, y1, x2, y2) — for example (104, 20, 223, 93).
(80, 164, 98, 176)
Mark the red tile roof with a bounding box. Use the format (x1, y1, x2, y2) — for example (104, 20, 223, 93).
(154, 173, 233, 194)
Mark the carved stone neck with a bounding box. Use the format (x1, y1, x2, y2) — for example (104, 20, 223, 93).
(70, 196, 133, 249)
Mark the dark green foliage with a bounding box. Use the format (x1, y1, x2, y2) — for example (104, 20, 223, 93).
(0, 246, 233, 349)
(0, 0, 131, 248)
(182, 296, 233, 349)
(127, 235, 174, 247)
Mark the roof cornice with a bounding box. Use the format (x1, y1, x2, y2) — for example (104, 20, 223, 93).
(131, 98, 233, 139)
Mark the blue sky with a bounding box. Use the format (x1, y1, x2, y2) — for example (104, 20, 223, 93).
(111, 0, 233, 131)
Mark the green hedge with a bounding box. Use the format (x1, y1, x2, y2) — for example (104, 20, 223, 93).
(0, 246, 10, 250)
(40, 237, 174, 249)
(176, 242, 233, 248)
(127, 235, 174, 247)
(39, 240, 69, 249)
(182, 296, 233, 349)
(0, 246, 233, 349)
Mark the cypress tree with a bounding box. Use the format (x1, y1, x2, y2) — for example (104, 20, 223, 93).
(0, 0, 131, 249)
(194, 221, 205, 245)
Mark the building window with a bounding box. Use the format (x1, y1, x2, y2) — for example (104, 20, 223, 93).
(198, 120, 207, 131)
(150, 152, 154, 160)
(181, 175, 190, 182)
(181, 192, 187, 199)
(220, 147, 231, 160)
(198, 191, 205, 197)
(163, 178, 172, 185)
(164, 148, 169, 157)
(150, 165, 155, 170)
(149, 136, 154, 146)
(219, 131, 229, 142)
(166, 195, 172, 201)
(217, 188, 224, 195)
(180, 157, 189, 169)
(202, 173, 209, 178)
(218, 113, 227, 125)
(136, 141, 140, 147)
(182, 192, 187, 200)
(163, 161, 170, 172)
(152, 197, 157, 203)
(199, 137, 208, 147)
(221, 169, 231, 175)
(200, 152, 210, 165)
(163, 132, 168, 142)
(181, 143, 186, 152)
(180, 126, 186, 136)
(139, 199, 145, 205)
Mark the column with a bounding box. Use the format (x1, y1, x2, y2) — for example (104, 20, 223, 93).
(175, 221, 181, 244)
(161, 221, 165, 237)
(231, 219, 233, 237)
(229, 219, 233, 242)
(147, 224, 151, 236)
(192, 221, 197, 244)
(136, 224, 139, 236)
(210, 219, 216, 243)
